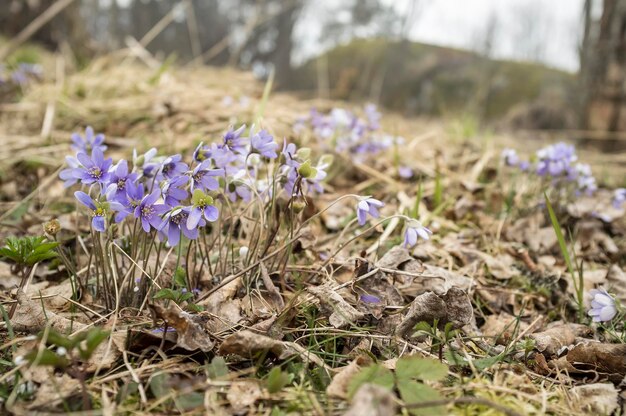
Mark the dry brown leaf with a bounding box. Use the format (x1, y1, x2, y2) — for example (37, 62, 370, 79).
(226, 380, 265, 412)
(344, 383, 397, 416)
(566, 342, 626, 378)
(376, 246, 473, 296)
(219, 330, 327, 368)
(12, 289, 87, 333)
(149, 304, 214, 352)
(480, 313, 530, 345)
(570, 383, 619, 415)
(326, 355, 373, 399)
(308, 283, 365, 328)
(529, 323, 593, 356)
(396, 287, 473, 338)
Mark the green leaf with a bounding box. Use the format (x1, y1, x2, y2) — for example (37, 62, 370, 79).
(396, 357, 448, 382)
(44, 329, 76, 350)
(153, 288, 179, 301)
(347, 364, 394, 399)
(186, 303, 204, 313)
(82, 329, 110, 359)
(207, 356, 229, 379)
(398, 381, 444, 416)
(173, 267, 186, 288)
(174, 391, 204, 411)
(149, 372, 169, 398)
(24, 349, 69, 369)
(267, 366, 291, 394)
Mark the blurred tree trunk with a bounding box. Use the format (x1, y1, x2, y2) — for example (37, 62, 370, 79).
(0, 0, 91, 60)
(581, 0, 626, 132)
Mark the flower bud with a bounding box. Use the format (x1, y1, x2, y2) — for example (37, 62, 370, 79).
(44, 219, 61, 236)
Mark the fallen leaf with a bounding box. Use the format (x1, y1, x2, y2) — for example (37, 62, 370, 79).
(344, 383, 397, 416)
(308, 283, 365, 328)
(396, 287, 473, 338)
(566, 342, 626, 379)
(149, 304, 214, 352)
(12, 289, 87, 333)
(226, 380, 264, 412)
(327, 355, 373, 399)
(570, 383, 619, 415)
(529, 323, 592, 356)
(218, 330, 327, 368)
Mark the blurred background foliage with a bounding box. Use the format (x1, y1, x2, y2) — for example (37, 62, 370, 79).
(0, 0, 624, 136)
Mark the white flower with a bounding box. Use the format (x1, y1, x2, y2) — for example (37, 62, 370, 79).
(588, 288, 618, 322)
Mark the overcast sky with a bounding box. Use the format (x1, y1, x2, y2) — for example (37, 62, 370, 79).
(295, 0, 590, 72)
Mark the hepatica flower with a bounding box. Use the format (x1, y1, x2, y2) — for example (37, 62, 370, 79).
(501, 148, 520, 167)
(135, 189, 168, 232)
(187, 189, 219, 229)
(159, 207, 198, 247)
(71, 148, 113, 187)
(613, 188, 626, 208)
(403, 220, 432, 248)
(503, 142, 598, 196)
(75, 191, 110, 232)
(108, 160, 138, 202)
(222, 125, 247, 153)
(588, 288, 618, 323)
(356, 197, 384, 226)
(160, 154, 188, 180)
(191, 160, 224, 191)
(251, 129, 278, 159)
(71, 126, 107, 154)
(162, 175, 189, 207)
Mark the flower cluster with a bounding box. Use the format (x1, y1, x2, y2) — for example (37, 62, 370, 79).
(501, 142, 597, 195)
(295, 104, 401, 159)
(0, 63, 42, 87)
(61, 125, 330, 246)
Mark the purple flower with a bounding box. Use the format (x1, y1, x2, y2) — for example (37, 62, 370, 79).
(501, 149, 520, 167)
(71, 148, 113, 187)
(162, 175, 189, 207)
(106, 180, 145, 223)
(588, 288, 618, 323)
(360, 294, 381, 304)
(281, 140, 300, 168)
(222, 125, 247, 153)
(356, 197, 384, 226)
(159, 207, 199, 247)
(226, 181, 252, 203)
(251, 129, 278, 159)
(75, 191, 109, 232)
(59, 156, 81, 187)
(398, 166, 413, 179)
(134, 189, 168, 232)
(160, 154, 188, 180)
(403, 220, 432, 248)
(573, 163, 597, 195)
(71, 126, 107, 154)
(613, 188, 626, 208)
(191, 160, 224, 192)
(364, 103, 381, 130)
(536, 142, 577, 177)
(187, 190, 219, 229)
(108, 160, 138, 203)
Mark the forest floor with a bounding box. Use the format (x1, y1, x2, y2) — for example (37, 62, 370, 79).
(0, 52, 625, 415)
